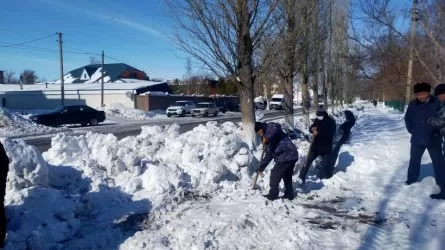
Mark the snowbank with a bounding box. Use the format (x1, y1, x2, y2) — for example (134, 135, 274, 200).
(102, 103, 166, 120)
(2, 121, 274, 248)
(0, 108, 68, 137)
(4, 104, 444, 249)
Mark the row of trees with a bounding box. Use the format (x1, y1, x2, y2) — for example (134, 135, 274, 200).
(351, 0, 445, 103)
(2, 70, 39, 85)
(166, 0, 444, 143)
(165, 0, 358, 143)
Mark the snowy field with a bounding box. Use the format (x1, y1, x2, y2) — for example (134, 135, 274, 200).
(1, 102, 444, 249)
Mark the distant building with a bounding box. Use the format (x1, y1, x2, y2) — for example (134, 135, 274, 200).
(0, 71, 3, 85)
(55, 63, 150, 84)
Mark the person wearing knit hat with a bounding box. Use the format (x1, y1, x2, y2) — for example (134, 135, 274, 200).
(254, 121, 299, 200)
(427, 83, 445, 199)
(298, 108, 337, 182)
(405, 82, 444, 200)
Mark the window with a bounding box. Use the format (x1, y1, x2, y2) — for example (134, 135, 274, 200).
(84, 74, 87, 78)
(130, 72, 138, 78)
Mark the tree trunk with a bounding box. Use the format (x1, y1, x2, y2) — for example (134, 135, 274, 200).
(301, 0, 310, 128)
(237, 0, 256, 144)
(283, 0, 296, 131)
(312, 74, 319, 108)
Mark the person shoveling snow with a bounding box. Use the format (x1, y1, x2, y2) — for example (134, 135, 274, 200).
(254, 121, 299, 201)
(299, 107, 336, 182)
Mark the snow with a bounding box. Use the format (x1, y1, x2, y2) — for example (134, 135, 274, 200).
(2, 102, 445, 249)
(102, 103, 166, 120)
(0, 108, 69, 137)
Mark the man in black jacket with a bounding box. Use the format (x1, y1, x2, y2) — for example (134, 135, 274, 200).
(329, 110, 356, 169)
(299, 108, 336, 181)
(0, 141, 9, 247)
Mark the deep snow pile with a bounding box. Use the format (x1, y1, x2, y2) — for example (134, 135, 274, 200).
(120, 104, 445, 249)
(102, 103, 166, 120)
(2, 121, 282, 249)
(0, 108, 68, 137)
(4, 102, 445, 249)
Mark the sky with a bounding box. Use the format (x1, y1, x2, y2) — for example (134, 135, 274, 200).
(0, 0, 188, 81)
(0, 0, 414, 82)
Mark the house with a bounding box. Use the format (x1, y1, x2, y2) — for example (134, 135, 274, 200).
(55, 63, 150, 84)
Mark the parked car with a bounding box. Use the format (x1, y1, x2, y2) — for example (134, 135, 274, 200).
(221, 102, 240, 112)
(254, 101, 266, 110)
(166, 101, 196, 117)
(191, 102, 218, 117)
(269, 94, 284, 110)
(30, 105, 106, 127)
(215, 101, 228, 113)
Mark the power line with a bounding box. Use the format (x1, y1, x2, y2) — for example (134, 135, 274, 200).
(0, 33, 57, 48)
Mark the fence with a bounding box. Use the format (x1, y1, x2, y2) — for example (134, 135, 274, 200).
(385, 100, 405, 112)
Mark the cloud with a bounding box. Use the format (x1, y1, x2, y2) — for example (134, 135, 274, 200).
(40, 0, 166, 39)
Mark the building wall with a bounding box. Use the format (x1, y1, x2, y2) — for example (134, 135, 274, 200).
(0, 90, 135, 110)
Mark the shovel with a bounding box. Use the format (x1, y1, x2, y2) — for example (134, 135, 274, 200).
(252, 143, 267, 189)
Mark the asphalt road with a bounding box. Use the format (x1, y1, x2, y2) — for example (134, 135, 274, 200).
(25, 110, 291, 153)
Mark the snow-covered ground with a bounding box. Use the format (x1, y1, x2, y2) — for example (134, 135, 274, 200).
(1, 102, 445, 249)
(102, 103, 167, 120)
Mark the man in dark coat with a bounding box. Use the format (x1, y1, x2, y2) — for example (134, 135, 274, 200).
(0, 141, 9, 247)
(427, 83, 445, 199)
(405, 82, 444, 197)
(329, 110, 356, 169)
(299, 107, 336, 181)
(255, 122, 299, 201)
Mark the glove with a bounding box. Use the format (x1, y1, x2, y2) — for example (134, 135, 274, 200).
(262, 137, 269, 144)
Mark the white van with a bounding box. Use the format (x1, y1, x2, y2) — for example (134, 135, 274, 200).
(269, 94, 284, 110)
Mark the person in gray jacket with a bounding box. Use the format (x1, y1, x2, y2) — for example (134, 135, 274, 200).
(428, 83, 445, 199)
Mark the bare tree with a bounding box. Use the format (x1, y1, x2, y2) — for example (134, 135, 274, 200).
(4, 70, 16, 84)
(21, 69, 37, 85)
(166, 0, 279, 143)
(89, 56, 101, 65)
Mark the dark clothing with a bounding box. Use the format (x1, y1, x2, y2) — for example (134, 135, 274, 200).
(258, 122, 299, 172)
(0, 142, 9, 248)
(299, 149, 332, 181)
(428, 101, 445, 137)
(330, 117, 356, 168)
(407, 143, 445, 188)
(405, 97, 442, 146)
(309, 115, 336, 154)
(266, 161, 296, 200)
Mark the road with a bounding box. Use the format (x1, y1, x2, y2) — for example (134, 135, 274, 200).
(24, 109, 293, 153)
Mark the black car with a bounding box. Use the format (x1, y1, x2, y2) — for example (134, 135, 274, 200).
(225, 102, 240, 112)
(215, 101, 228, 113)
(30, 105, 106, 127)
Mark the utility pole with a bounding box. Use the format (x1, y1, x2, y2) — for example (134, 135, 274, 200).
(57, 32, 65, 105)
(101, 50, 104, 107)
(405, 0, 418, 110)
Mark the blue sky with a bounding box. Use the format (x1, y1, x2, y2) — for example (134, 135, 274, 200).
(0, 0, 188, 81)
(0, 0, 414, 82)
